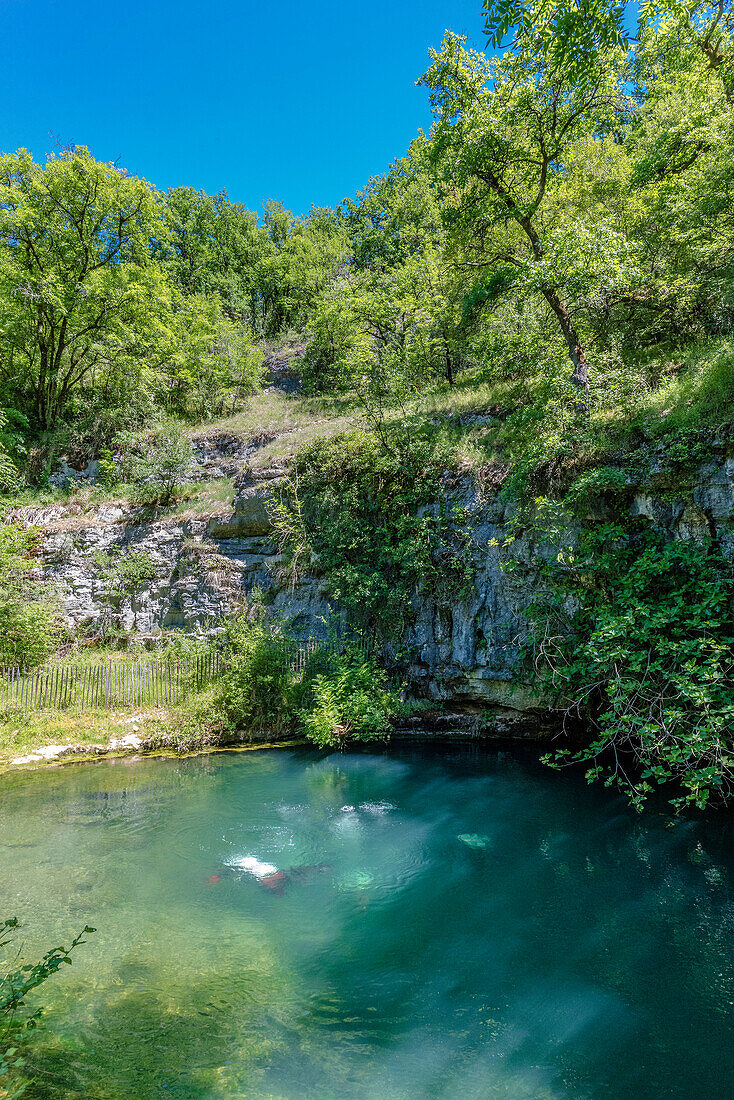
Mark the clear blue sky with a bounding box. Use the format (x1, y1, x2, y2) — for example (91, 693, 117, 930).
(0, 0, 484, 215)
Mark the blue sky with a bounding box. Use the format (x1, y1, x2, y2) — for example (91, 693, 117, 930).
(0, 0, 484, 215)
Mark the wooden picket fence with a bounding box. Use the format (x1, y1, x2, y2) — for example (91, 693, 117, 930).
(0, 637, 363, 713)
(0, 654, 225, 712)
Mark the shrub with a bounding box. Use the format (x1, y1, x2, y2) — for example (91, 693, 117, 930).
(0, 411, 23, 494)
(212, 612, 400, 747)
(121, 421, 192, 507)
(214, 613, 301, 736)
(275, 430, 472, 639)
(113, 551, 158, 596)
(0, 524, 60, 668)
(300, 647, 400, 748)
(536, 519, 734, 811)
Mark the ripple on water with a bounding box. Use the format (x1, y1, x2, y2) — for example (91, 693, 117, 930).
(2, 747, 733, 1100)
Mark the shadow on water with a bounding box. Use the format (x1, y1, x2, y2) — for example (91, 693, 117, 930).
(2, 743, 733, 1099)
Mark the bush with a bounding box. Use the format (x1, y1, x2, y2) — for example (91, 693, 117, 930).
(275, 430, 470, 638)
(212, 612, 400, 747)
(121, 421, 192, 507)
(214, 613, 302, 736)
(537, 519, 734, 811)
(300, 647, 400, 748)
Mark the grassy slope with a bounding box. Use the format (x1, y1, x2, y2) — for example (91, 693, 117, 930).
(8, 336, 733, 519)
(210, 336, 734, 474)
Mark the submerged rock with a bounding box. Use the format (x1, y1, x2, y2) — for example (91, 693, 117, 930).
(457, 833, 490, 849)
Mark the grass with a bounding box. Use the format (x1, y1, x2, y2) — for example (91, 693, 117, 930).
(165, 476, 235, 516)
(382, 335, 734, 476)
(202, 388, 362, 468)
(620, 338, 734, 439)
(5, 335, 733, 523)
(0, 707, 171, 767)
(209, 336, 734, 481)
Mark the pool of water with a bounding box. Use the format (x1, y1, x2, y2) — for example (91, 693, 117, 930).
(1, 745, 732, 1099)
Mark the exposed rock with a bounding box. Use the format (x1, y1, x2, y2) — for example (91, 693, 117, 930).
(264, 346, 305, 394)
(49, 457, 100, 489)
(47, 428, 279, 490)
(29, 444, 734, 717)
(207, 484, 274, 539)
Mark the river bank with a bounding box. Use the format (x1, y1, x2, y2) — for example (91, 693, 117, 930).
(0, 704, 559, 774)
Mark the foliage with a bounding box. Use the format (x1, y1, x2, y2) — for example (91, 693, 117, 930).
(0, 524, 60, 668)
(214, 612, 304, 735)
(482, 0, 627, 71)
(1, 918, 94, 1099)
(164, 295, 265, 420)
(213, 610, 400, 748)
(159, 189, 348, 338)
(0, 147, 172, 435)
(0, 414, 20, 494)
(112, 551, 158, 597)
(304, 146, 461, 402)
(300, 647, 399, 748)
(95, 549, 158, 634)
(341, 139, 443, 272)
(421, 28, 627, 392)
(123, 421, 192, 506)
(280, 431, 475, 638)
(1, 3, 734, 812)
(526, 495, 734, 810)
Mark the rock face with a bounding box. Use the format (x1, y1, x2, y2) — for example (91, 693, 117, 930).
(47, 430, 274, 489)
(29, 439, 734, 717)
(39, 473, 334, 640)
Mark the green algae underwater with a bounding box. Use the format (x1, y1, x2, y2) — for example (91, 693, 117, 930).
(1, 745, 733, 1099)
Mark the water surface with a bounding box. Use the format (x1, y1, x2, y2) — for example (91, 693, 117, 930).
(1, 745, 732, 1098)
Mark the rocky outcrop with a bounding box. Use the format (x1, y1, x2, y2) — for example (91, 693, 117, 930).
(206, 469, 277, 538)
(47, 429, 275, 489)
(28, 438, 734, 718)
(39, 482, 334, 640)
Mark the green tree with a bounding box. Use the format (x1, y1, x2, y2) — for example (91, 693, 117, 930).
(341, 139, 443, 273)
(123, 420, 192, 506)
(0, 412, 21, 493)
(483, 0, 734, 98)
(0, 147, 172, 434)
(255, 202, 349, 336)
(165, 295, 264, 420)
(159, 187, 264, 323)
(482, 0, 627, 74)
(421, 31, 629, 393)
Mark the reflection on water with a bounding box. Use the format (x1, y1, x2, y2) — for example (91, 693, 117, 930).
(0, 746, 732, 1099)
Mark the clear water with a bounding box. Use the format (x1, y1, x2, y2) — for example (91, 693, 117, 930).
(1, 745, 733, 1099)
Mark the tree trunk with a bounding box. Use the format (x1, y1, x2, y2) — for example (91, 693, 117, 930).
(541, 287, 590, 392)
(444, 342, 455, 386)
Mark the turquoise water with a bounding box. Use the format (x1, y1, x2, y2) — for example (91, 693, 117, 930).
(1, 745, 733, 1099)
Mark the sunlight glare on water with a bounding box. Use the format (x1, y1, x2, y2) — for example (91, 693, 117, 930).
(0, 746, 732, 1099)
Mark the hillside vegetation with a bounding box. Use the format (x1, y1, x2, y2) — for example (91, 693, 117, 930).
(2, 0, 734, 809)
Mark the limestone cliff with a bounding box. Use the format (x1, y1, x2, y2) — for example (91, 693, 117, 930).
(24, 434, 734, 719)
